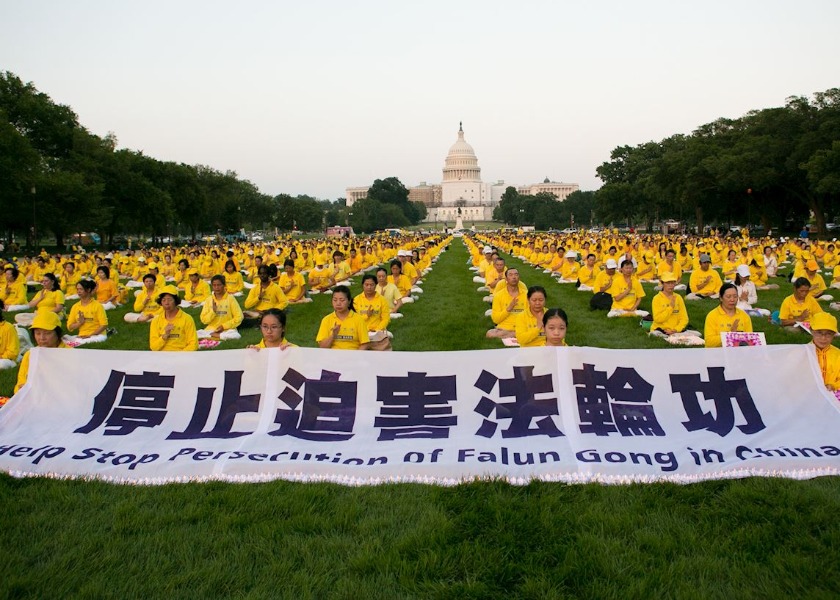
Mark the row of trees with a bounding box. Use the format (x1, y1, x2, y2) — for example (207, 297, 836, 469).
(594, 88, 840, 234)
(493, 187, 595, 230)
(1, 71, 427, 248)
(347, 177, 427, 233)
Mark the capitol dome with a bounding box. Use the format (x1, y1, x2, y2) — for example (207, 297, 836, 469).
(443, 123, 481, 182)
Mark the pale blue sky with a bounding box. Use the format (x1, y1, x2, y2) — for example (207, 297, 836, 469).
(2, 0, 838, 199)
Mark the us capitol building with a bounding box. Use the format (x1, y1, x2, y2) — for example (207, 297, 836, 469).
(345, 123, 579, 223)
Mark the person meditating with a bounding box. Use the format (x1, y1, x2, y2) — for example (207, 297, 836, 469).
(487, 267, 526, 339)
(316, 286, 370, 350)
(704, 283, 753, 348)
(515, 286, 547, 347)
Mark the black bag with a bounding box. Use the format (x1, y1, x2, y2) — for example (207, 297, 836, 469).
(590, 292, 612, 311)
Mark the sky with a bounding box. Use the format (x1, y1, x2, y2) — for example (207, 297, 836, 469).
(2, 0, 838, 200)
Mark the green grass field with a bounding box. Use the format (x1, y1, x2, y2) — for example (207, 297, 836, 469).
(2, 239, 839, 598)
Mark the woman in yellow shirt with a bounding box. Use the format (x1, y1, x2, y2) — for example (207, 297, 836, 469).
(64, 279, 108, 346)
(316, 286, 370, 350)
(14, 311, 68, 394)
(14, 273, 65, 327)
(704, 283, 753, 348)
(515, 286, 547, 347)
(809, 312, 840, 391)
(149, 286, 198, 351)
(2, 265, 29, 312)
(223, 260, 245, 296)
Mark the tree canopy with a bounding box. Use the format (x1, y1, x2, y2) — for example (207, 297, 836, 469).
(0, 71, 347, 248)
(594, 89, 840, 233)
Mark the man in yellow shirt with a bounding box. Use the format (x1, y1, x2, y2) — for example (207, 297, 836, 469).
(607, 260, 648, 318)
(687, 254, 722, 300)
(577, 254, 599, 292)
(487, 267, 527, 339)
(804, 259, 833, 302)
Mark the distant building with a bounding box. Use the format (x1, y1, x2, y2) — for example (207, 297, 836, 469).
(346, 124, 579, 222)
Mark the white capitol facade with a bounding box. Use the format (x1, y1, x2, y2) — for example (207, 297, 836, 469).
(345, 124, 579, 223)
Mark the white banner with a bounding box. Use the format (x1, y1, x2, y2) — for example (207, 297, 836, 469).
(1, 345, 840, 485)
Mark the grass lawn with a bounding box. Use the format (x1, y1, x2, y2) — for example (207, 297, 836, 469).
(1, 239, 839, 598)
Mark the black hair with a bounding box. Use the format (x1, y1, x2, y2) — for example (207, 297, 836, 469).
(793, 277, 811, 290)
(361, 273, 377, 285)
(332, 285, 355, 311)
(259, 308, 287, 328)
(178, 259, 189, 268)
(77, 278, 97, 294)
(43, 272, 60, 289)
(719, 282, 737, 298)
(211, 274, 226, 286)
(97, 265, 110, 279)
(543, 307, 568, 327)
(527, 285, 547, 300)
(284, 258, 295, 268)
(225, 259, 236, 271)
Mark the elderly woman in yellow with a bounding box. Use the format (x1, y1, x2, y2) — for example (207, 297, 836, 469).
(181, 268, 211, 308)
(316, 286, 370, 350)
(198, 275, 243, 341)
(14, 311, 68, 394)
(543, 308, 569, 347)
(124, 274, 163, 323)
(2, 265, 29, 312)
(15, 273, 64, 327)
(64, 279, 108, 346)
(150, 285, 198, 351)
(354, 273, 393, 350)
(247, 309, 296, 350)
(0, 308, 21, 370)
(808, 312, 840, 391)
(704, 283, 753, 348)
(515, 286, 547, 347)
